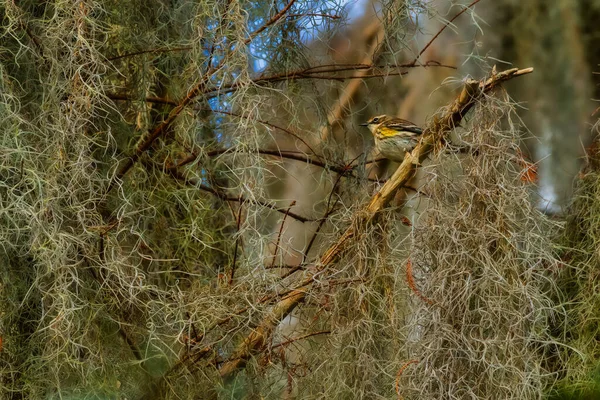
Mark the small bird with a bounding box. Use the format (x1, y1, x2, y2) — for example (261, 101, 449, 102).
(360, 114, 423, 162)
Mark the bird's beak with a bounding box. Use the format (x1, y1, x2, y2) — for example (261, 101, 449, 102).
(359, 123, 368, 126)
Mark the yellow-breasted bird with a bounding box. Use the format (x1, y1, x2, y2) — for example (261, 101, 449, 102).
(361, 114, 423, 162)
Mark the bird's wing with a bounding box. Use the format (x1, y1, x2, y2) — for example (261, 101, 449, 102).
(387, 118, 423, 135)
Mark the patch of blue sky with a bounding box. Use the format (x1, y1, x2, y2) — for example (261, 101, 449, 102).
(208, 96, 229, 144)
(247, 0, 366, 73)
(294, 0, 349, 42)
(245, 0, 432, 72)
(347, 0, 369, 21)
(249, 40, 269, 73)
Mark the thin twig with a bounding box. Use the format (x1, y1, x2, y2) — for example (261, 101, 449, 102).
(279, 155, 352, 280)
(301, 156, 351, 265)
(406, 259, 433, 305)
(107, 66, 222, 192)
(204, 63, 455, 98)
(107, 46, 193, 61)
(270, 201, 297, 268)
(167, 167, 312, 223)
(170, 148, 381, 182)
(395, 360, 419, 399)
(229, 203, 245, 285)
(244, 0, 297, 45)
(269, 330, 331, 350)
(200, 109, 318, 156)
(106, 96, 319, 156)
(412, 0, 483, 66)
(286, 13, 340, 20)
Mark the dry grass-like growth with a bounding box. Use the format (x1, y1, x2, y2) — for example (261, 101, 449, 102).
(0, 0, 575, 399)
(399, 95, 563, 399)
(548, 141, 600, 398)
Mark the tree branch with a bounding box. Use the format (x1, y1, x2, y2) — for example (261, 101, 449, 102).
(166, 167, 312, 223)
(411, 0, 484, 66)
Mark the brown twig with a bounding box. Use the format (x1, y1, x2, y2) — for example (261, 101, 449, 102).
(229, 203, 245, 285)
(173, 148, 323, 171)
(208, 72, 413, 98)
(270, 330, 331, 350)
(107, 66, 222, 193)
(200, 109, 318, 156)
(405, 259, 433, 305)
(106, 93, 178, 106)
(300, 156, 351, 265)
(411, 0, 484, 66)
(270, 201, 297, 268)
(395, 360, 419, 399)
(167, 167, 312, 223)
(170, 148, 380, 182)
(280, 170, 344, 280)
(107, 46, 193, 61)
(202, 63, 455, 100)
(105, 97, 319, 156)
(286, 13, 340, 20)
(244, 0, 297, 45)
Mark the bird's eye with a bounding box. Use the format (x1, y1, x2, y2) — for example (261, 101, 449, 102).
(371, 117, 379, 124)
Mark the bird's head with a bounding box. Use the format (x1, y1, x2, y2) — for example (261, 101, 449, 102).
(360, 114, 389, 134)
